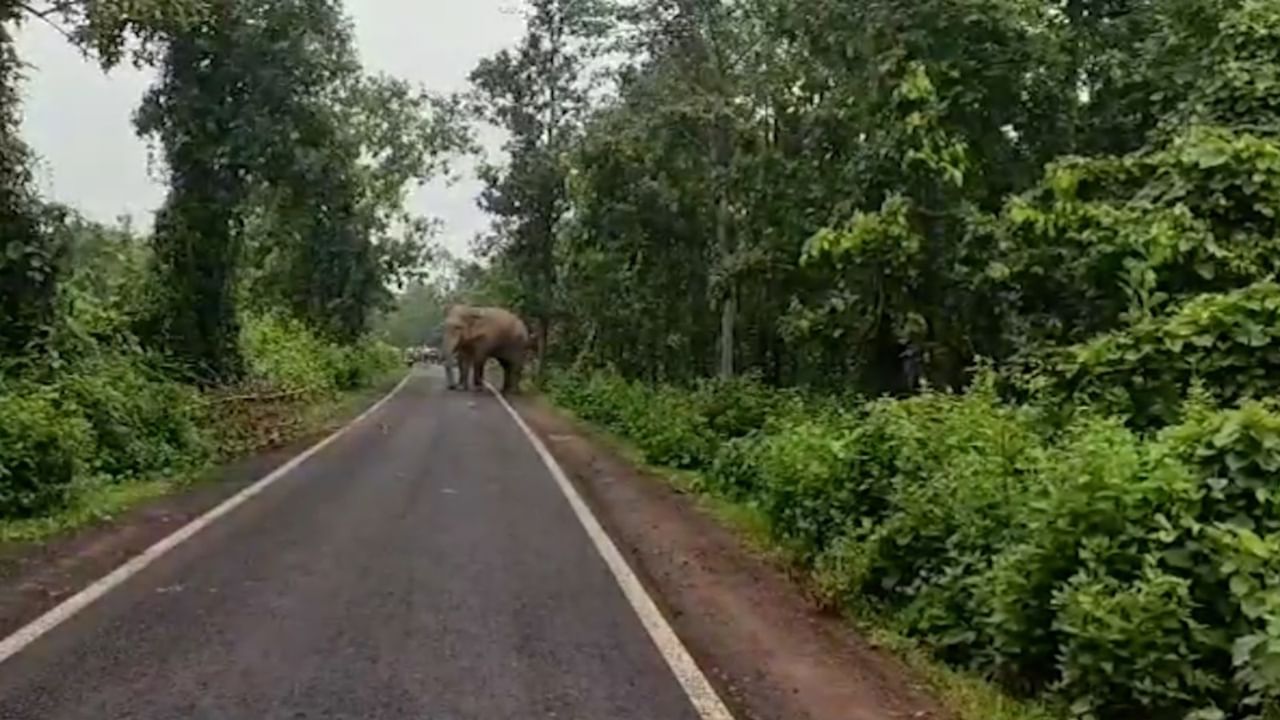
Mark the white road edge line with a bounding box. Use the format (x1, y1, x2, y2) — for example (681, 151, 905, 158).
(0, 372, 415, 668)
(488, 384, 737, 720)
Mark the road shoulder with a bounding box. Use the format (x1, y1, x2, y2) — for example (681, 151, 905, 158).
(513, 393, 950, 720)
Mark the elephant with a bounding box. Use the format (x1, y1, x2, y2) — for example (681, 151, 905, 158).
(442, 304, 531, 395)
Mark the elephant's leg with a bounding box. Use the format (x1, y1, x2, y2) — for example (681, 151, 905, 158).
(445, 344, 467, 390)
(457, 355, 473, 391)
(500, 358, 521, 395)
(444, 355, 457, 389)
(496, 358, 511, 394)
(472, 357, 486, 391)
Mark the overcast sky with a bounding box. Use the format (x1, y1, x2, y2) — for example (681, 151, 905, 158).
(15, 1, 526, 259)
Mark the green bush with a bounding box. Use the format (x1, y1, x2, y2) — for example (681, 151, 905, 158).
(976, 419, 1205, 698)
(57, 355, 209, 479)
(1052, 565, 1218, 719)
(746, 416, 862, 559)
(548, 368, 1280, 719)
(331, 339, 402, 390)
(704, 434, 767, 500)
(1055, 282, 1280, 427)
(544, 370, 716, 469)
(631, 385, 717, 468)
(241, 312, 340, 394)
(693, 374, 795, 440)
(241, 312, 402, 395)
(818, 389, 1045, 663)
(0, 314, 399, 522)
(0, 385, 92, 518)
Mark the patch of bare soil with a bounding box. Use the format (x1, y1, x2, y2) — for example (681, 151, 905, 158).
(514, 395, 951, 720)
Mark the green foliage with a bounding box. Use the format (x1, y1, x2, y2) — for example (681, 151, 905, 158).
(330, 339, 402, 391)
(0, 16, 59, 359)
(0, 0, 431, 531)
(0, 314, 401, 523)
(56, 354, 209, 480)
(1183, 0, 1280, 129)
(544, 370, 717, 469)
(240, 311, 399, 394)
(0, 0, 202, 359)
(466, 0, 1280, 404)
(976, 419, 1205, 701)
(467, 0, 611, 348)
(0, 385, 92, 519)
(373, 279, 451, 349)
(979, 126, 1280, 366)
(137, 0, 465, 378)
(241, 312, 400, 395)
(32, 0, 206, 68)
(1053, 282, 1280, 426)
(694, 374, 798, 440)
(6, 0, 1280, 713)
(1052, 566, 1215, 719)
(242, 313, 345, 395)
(549, 368, 1280, 719)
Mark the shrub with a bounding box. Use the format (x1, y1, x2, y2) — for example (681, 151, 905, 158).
(750, 416, 862, 560)
(629, 385, 717, 468)
(545, 369, 716, 469)
(331, 339, 401, 390)
(1054, 281, 1280, 427)
(545, 369, 640, 430)
(704, 434, 767, 500)
(240, 312, 340, 394)
(241, 312, 402, 395)
(57, 354, 209, 479)
(1052, 565, 1218, 719)
(546, 368, 1280, 718)
(976, 419, 1203, 697)
(0, 385, 92, 518)
(694, 374, 792, 441)
(824, 392, 1045, 663)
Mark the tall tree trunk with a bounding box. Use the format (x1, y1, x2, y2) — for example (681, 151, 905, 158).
(719, 291, 735, 378)
(714, 117, 734, 379)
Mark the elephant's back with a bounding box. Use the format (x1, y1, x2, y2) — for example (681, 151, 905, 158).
(479, 307, 529, 336)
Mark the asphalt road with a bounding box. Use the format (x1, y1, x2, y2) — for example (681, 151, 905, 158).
(0, 369, 704, 720)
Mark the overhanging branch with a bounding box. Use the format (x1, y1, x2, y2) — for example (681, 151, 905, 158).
(16, 1, 79, 44)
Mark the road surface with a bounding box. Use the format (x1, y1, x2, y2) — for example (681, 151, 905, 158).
(0, 369, 706, 720)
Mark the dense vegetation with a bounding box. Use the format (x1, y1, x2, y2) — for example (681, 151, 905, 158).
(0, 2, 458, 529)
(469, 0, 1280, 718)
(8, 0, 1280, 716)
(547, 372, 1280, 719)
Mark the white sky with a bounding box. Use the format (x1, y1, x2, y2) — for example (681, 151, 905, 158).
(15, 1, 526, 259)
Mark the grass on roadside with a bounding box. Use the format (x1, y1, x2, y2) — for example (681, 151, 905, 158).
(864, 626, 1064, 720)
(0, 478, 176, 544)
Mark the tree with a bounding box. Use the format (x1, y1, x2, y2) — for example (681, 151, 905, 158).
(374, 279, 451, 349)
(500, 0, 1257, 394)
(0, 0, 200, 360)
(0, 10, 56, 357)
(468, 0, 610, 375)
(136, 0, 467, 380)
(238, 77, 467, 344)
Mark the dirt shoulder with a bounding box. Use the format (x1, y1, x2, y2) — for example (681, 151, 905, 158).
(0, 378, 402, 641)
(514, 394, 950, 720)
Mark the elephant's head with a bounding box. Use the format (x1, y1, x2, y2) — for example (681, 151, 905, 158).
(442, 304, 479, 356)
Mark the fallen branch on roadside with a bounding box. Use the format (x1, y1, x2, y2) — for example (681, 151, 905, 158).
(198, 389, 310, 407)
